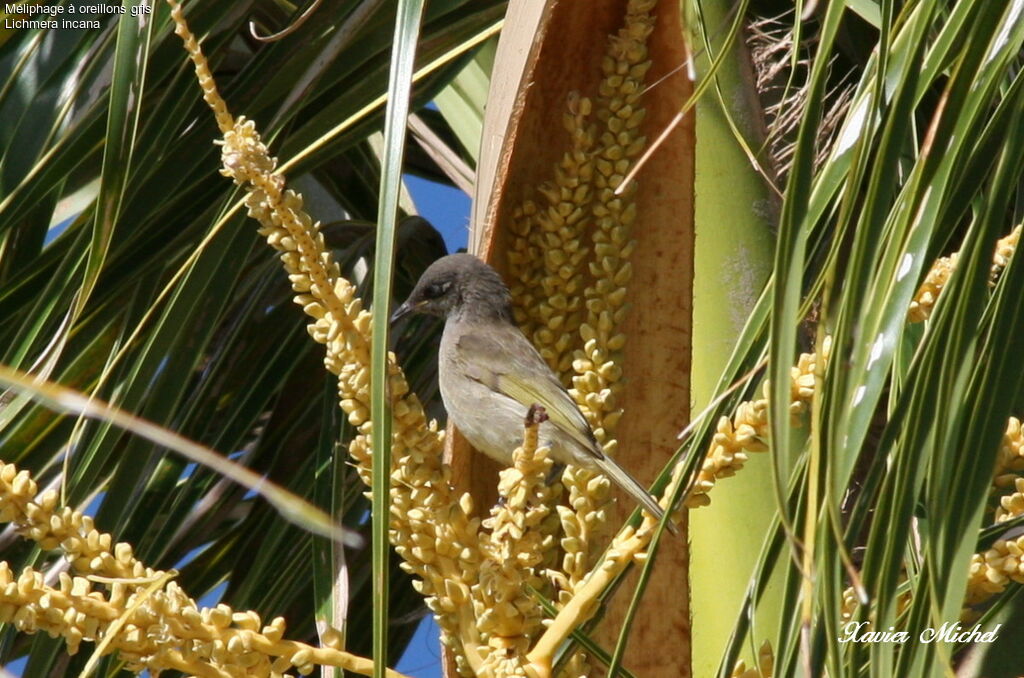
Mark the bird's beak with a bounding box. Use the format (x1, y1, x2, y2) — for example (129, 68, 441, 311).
(390, 301, 414, 324)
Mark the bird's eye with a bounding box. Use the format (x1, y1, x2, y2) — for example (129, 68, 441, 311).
(423, 281, 451, 299)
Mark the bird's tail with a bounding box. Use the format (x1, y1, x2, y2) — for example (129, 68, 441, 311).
(597, 454, 677, 535)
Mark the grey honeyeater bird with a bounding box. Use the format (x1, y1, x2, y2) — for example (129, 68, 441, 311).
(391, 253, 670, 528)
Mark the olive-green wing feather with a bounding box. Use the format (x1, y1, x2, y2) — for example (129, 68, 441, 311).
(454, 328, 602, 458)
(454, 324, 673, 531)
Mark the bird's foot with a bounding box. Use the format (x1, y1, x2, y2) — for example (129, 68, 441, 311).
(525, 404, 549, 426)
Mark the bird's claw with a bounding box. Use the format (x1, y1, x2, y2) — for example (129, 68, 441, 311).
(525, 404, 549, 426)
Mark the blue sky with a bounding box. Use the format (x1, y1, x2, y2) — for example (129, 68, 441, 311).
(405, 174, 472, 254)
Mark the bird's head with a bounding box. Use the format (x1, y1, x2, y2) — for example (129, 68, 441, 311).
(390, 253, 513, 324)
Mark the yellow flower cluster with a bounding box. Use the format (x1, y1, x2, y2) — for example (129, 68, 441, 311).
(839, 576, 912, 625)
(217, 101, 486, 676)
(158, 2, 707, 677)
(697, 225, 1020, 511)
(564, 0, 655, 572)
(507, 2, 660, 674)
(686, 338, 830, 509)
(965, 536, 1024, 608)
(995, 477, 1024, 523)
(955, 228, 1023, 615)
(907, 225, 1020, 323)
(568, 0, 654, 447)
(906, 253, 958, 323)
(963, 417, 1024, 610)
(498, 2, 659, 675)
(730, 641, 773, 678)
(507, 92, 595, 380)
(992, 416, 1024, 496)
(992, 225, 1021, 276)
(524, 466, 686, 678)
(1, 461, 401, 678)
(164, 3, 684, 676)
(502, 94, 606, 673)
(840, 586, 857, 623)
(0, 466, 144, 580)
(839, 420, 1024, 622)
(476, 412, 561, 677)
(167, 0, 232, 135)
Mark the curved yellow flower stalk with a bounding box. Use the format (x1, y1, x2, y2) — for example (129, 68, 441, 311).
(162, 2, 692, 676)
(165, 1, 489, 671)
(525, 457, 687, 678)
(0, 461, 405, 678)
(218, 85, 489, 678)
(167, 0, 233, 136)
(218, 76, 489, 678)
(685, 338, 830, 508)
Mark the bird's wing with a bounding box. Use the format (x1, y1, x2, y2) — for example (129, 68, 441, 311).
(454, 328, 602, 458)
(455, 323, 672, 530)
